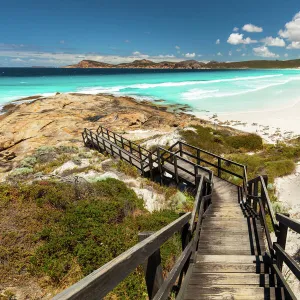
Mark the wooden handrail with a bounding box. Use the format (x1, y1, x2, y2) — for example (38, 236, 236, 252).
(276, 213, 300, 234)
(274, 243, 300, 280)
(97, 125, 152, 156)
(158, 147, 212, 181)
(272, 264, 297, 300)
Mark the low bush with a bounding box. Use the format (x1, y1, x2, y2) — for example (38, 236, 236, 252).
(226, 134, 263, 151)
(0, 179, 181, 299)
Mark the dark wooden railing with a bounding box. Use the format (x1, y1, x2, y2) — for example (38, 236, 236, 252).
(168, 141, 248, 190)
(157, 147, 213, 185)
(97, 125, 151, 161)
(246, 175, 300, 300)
(83, 128, 152, 174)
(53, 175, 213, 300)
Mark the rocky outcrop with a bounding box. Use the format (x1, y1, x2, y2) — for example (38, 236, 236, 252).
(0, 93, 198, 175)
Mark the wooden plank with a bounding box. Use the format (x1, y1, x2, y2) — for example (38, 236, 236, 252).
(188, 273, 275, 286)
(197, 249, 252, 256)
(196, 255, 264, 264)
(193, 263, 268, 274)
(53, 213, 191, 300)
(183, 286, 284, 300)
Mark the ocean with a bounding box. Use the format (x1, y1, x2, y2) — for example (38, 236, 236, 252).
(1, 68, 300, 115)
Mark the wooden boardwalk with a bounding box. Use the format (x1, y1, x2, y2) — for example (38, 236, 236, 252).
(55, 127, 300, 300)
(181, 179, 286, 299)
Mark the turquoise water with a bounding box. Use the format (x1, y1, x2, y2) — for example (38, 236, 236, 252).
(1, 68, 300, 114)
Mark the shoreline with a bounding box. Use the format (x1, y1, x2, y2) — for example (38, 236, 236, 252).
(2, 90, 300, 144)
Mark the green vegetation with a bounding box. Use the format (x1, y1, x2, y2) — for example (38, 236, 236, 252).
(181, 125, 263, 154)
(0, 178, 181, 298)
(181, 125, 300, 199)
(114, 160, 140, 178)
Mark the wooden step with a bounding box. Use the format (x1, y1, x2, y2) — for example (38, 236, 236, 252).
(188, 273, 278, 286)
(196, 255, 265, 264)
(193, 262, 270, 274)
(184, 286, 285, 299)
(198, 248, 253, 256)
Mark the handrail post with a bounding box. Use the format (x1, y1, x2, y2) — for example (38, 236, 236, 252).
(217, 157, 221, 178)
(276, 213, 289, 271)
(89, 131, 94, 149)
(149, 153, 153, 180)
(194, 165, 198, 186)
(138, 232, 164, 299)
(113, 132, 117, 145)
(179, 142, 183, 157)
(197, 149, 200, 165)
(96, 135, 101, 152)
(157, 148, 162, 185)
(138, 145, 142, 160)
(174, 154, 179, 185)
(253, 180, 258, 212)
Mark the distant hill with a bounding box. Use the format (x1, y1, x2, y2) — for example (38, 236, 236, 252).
(64, 59, 300, 69)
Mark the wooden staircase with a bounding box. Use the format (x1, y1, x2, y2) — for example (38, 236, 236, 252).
(182, 178, 286, 299)
(55, 126, 300, 300)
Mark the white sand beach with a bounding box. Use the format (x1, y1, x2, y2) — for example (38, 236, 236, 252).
(196, 98, 300, 143)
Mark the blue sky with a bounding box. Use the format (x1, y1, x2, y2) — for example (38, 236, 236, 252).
(0, 0, 300, 66)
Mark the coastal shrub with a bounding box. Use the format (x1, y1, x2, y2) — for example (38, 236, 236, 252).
(1, 179, 181, 298)
(264, 159, 295, 181)
(27, 179, 180, 298)
(9, 167, 34, 178)
(20, 156, 37, 168)
(114, 160, 139, 178)
(226, 134, 262, 151)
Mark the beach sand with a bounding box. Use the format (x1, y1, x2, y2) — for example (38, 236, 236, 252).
(195, 99, 300, 143)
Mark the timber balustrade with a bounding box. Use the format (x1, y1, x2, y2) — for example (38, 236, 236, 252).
(53, 175, 213, 300)
(245, 175, 300, 300)
(168, 141, 248, 188)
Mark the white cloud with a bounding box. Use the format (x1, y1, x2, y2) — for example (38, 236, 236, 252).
(286, 41, 300, 49)
(233, 27, 239, 32)
(184, 52, 196, 58)
(236, 48, 242, 52)
(261, 36, 285, 47)
(279, 12, 300, 42)
(158, 54, 175, 58)
(175, 45, 180, 49)
(10, 58, 24, 62)
(60, 40, 65, 44)
(217, 52, 222, 56)
(198, 54, 202, 57)
(227, 33, 257, 45)
(0, 50, 184, 66)
(132, 51, 150, 58)
(124, 40, 130, 43)
(284, 53, 289, 58)
(228, 51, 232, 56)
(242, 53, 246, 56)
(253, 46, 279, 58)
(242, 24, 263, 33)
(216, 39, 220, 45)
